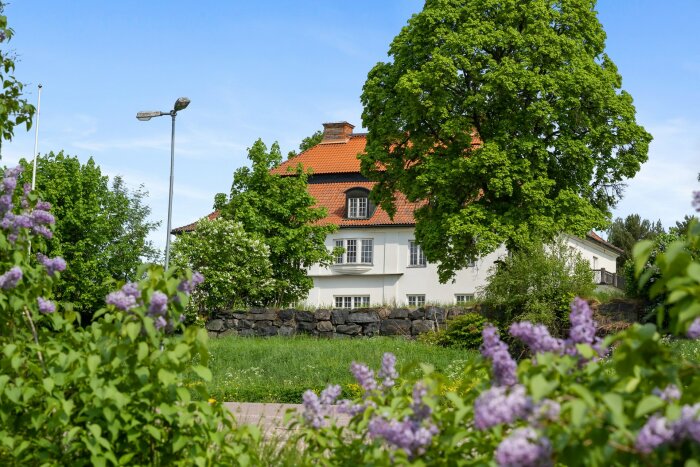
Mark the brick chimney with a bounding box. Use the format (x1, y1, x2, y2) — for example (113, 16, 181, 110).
(320, 121, 354, 143)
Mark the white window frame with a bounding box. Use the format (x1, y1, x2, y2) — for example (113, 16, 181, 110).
(407, 294, 426, 307)
(334, 296, 370, 309)
(347, 197, 368, 219)
(455, 294, 475, 305)
(408, 240, 426, 267)
(333, 238, 373, 264)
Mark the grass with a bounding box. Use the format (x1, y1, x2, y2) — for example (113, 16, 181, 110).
(190, 336, 478, 403)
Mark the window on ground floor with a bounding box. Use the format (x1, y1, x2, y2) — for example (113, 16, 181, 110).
(455, 294, 475, 305)
(407, 294, 426, 307)
(334, 296, 370, 309)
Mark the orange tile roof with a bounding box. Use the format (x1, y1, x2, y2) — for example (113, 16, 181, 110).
(171, 210, 220, 234)
(270, 134, 369, 176)
(585, 231, 624, 254)
(308, 181, 418, 227)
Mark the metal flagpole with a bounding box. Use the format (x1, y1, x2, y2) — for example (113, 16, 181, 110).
(31, 84, 43, 190)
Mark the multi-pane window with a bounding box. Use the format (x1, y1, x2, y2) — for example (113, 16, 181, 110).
(335, 296, 370, 309)
(407, 295, 426, 307)
(455, 294, 475, 305)
(334, 239, 373, 264)
(348, 197, 368, 218)
(409, 240, 426, 267)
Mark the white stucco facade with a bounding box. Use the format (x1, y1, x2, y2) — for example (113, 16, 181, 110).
(304, 227, 618, 308)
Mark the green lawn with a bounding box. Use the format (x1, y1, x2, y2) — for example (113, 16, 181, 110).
(190, 336, 478, 403)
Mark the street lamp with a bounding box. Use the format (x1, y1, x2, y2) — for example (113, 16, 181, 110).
(136, 97, 190, 270)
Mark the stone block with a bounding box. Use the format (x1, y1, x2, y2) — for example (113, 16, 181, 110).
(231, 312, 248, 320)
(411, 320, 434, 335)
(389, 308, 409, 319)
(425, 307, 446, 322)
(314, 309, 332, 321)
(205, 319, 224, 331)
(279, 308, 295, 321)
(316, 320, 334, 332)
(336, 324, 362, 335)
(296, 310, 315, 322)
(239, 319, 254, 329)
(207, 331, 219, 339)
(239, 329, 255, 337)
(380, 319, 412, 336)
(447, 307, 465, 319)
(225, 318, 238, 328)
(297, 321, 316, 332)
(409, 308, 425, 320)
(318, 331, 335, 339)
(255, 326, 279, 337)
(331, 309, 348, 325)
(279, 326, 296, 337)
(333, 332, 351, 339)
(363, 322, 380, 336)
(248, 311, 277, 321)
(219, 329, 238, 338)
(346, 311, 379, 324)
(377, 308, 392, 319)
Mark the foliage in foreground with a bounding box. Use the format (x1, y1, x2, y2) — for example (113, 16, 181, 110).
(0, 167, 260, 465)
(419, 312, 486, 350)
(360, 0, 651, 282)
(289, 198, 700, 465)
(479, 239, 594, 335)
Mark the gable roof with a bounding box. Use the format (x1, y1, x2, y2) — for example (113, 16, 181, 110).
(270, 133, 369, 176)
(585, 231, 624, 255)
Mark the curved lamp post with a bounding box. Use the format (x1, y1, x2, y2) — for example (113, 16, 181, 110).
(136, 97, 190, 270)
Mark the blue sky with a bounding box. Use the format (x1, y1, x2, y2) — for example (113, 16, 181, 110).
(2, 1, 699, 252)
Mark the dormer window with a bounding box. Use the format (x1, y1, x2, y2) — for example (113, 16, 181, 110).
(345, 187, 373, 219)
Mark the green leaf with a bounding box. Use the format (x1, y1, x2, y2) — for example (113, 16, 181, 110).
(192, 365, 213, 382)
(529, 373, 558, 401)
(157, 369, 176, 386)
(633, 240, 654, 276)
(569, 399, 587, 427)
(87, 355, 100, 374)
(635, 395, 664, 418)
(42, 377, 55, 393)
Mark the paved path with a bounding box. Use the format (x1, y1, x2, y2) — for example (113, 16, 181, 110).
(224, 402, 350, 438)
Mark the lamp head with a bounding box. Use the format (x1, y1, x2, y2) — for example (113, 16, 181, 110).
(136, 111, 162, 121)
(174, 97, 190, 112)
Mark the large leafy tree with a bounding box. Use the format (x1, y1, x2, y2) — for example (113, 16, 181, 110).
(217, 139, 336, 306)
(607, 214, 664, 269)
(16, 152, 160, 320)
(360, 0, 652, 282)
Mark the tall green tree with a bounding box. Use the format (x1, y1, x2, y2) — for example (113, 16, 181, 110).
(217, 139, 336, 306)
(360, 0, 652, 282)
(0, 3, 35, 158)
(287, 129, 323, 159)
(607, 214, 664, 269)
(17, 152, 160, 320)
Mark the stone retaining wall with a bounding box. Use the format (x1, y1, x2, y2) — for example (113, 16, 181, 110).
(205, 306, 477, 339)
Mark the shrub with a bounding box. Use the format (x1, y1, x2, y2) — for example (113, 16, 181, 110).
(0, 166, 260, 465)
(420, 313, 486, 349)
(479, 239, 594, 335)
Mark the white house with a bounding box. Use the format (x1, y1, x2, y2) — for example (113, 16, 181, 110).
(174, 121, 622, 309)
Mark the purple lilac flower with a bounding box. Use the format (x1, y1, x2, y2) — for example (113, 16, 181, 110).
(687, 318, 700, 339)
(121, 282, 140, 299)
(2, 174, 17, 193)
(337, 399, 374, 416)
(105, 290, 137, 311)
(37, 253, 67, 276)
(30, 209, 54, 225)
(509, 322, 565, 355)
(679, 404, 700, 443)
(495, 427, 552, 467)
(411, 382, 432, 420)
(0, 266, 23, 289)
(350, 362, 377, 393)
(367, 416, 438, 458)
(178, 271, 205, 294)
(13, 214, 32, 228)
(0, 194, 12, 213)
(148, 291, 168, 317)
(302, 390, 325, 428)
(32, 225, 53, 239)
(481, 325, 518, 386)
(568, 298, 597, 346)
(636, 414, 676, 453)
(474, 384, 532, 430)
(154, 316, 167, 330)
(531, 399, 560, 423)
(37, 297, 56, 314)
(653, 385, 681, 402)
(378, 352, 399, 389)
(320, 384, 341, 406)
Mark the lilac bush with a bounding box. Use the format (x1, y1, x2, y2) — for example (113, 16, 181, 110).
(495, 427, 552, 467)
